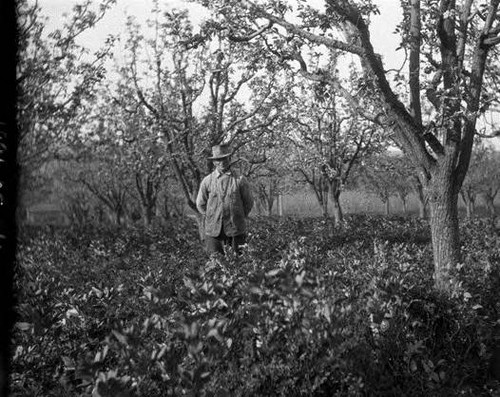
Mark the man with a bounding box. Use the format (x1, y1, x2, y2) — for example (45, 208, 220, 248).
(196, 144, 254, 255)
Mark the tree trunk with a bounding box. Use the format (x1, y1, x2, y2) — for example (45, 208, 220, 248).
(384, 197, 390, 216)
(267, 198, 273, 216)
(320, 194, 328, 218)
(329, 181, 343, 225)
(95, 206, 104, 223)
(416, 194, 428, 219)
(142, 204, 153, 227)
(466, 199, 474, 219)
(267, 180, 275, 216)
(399, 195, 408, 214)
(277, 194, 284, 217)
(113, 208, 122, 225)
(331, 196, 342, 224)
(418, 200, 427, 219)
(483, 193, 497, 218)
(162, 196, 170, 221)
(460, 190, 475, 219)
(428, 178, 461, 292)
(311, 185, 327, 217)
(414, 181, 428, 219)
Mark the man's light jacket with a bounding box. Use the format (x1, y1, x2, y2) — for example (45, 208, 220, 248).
(196, 169, 253, 237)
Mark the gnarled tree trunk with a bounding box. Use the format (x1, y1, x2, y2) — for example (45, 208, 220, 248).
(329, 180, 343, 225)
(482, 192, 498, 218)
(320, 193, 329, 218)
(210, 0, 500, 295)
(460, 189, 475, 219)
(384, 198, 390, 216)
(427, 166, 461, 291)
(415, 182, 428, 219)
(429, 202, 460, 290)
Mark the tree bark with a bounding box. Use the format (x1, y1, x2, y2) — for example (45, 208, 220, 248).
(483, 193, 497, 218)
(466, 200, 474, 219)
(331, 195, 342, 224)
(384, 198, 390, 216)
(141, 204, 153, 227)
(222, 0, 500, 295)
(428, 176, 461, 292)
(418, 199, 428, 219)
(113, 208, 122, 225)
(415, 182, 428, 219)
(95, 206, 104, 223)
(466, 198, 474, 219)
(135, 175, 158, 228)
(308, 175, 328, 218)
(277, 194, 284, 217)
(267, 198, 273, 216)
(329, 181, 343, 225)
(267, 180, 275, 216)
(399, 194, 408, 214)
(161, 195, 171, 221)
(460, 190, 475, 219)
(320, 193, 328, 218)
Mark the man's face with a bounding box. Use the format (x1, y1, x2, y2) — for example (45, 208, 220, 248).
(213, 157, 231, 173)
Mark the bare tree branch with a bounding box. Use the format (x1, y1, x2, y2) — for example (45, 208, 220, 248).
(483, 35, 500, 45)
(425, 69, 443, 110)
(228, 21, 274, 42)
(456, 0, 500, 188)
(239, 0, 364, 55)
(457, 0, 474, 70)
(409, 0, 422, 125)
(224, 73, 253, 104)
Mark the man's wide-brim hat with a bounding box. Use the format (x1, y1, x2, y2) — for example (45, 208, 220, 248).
(208, 144, 232, 160)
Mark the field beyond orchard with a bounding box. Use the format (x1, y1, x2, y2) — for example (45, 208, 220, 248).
(12, 215, 500, 396)
(267, 189, 500, 218)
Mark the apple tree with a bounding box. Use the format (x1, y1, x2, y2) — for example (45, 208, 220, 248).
(194, 0, 500, 291)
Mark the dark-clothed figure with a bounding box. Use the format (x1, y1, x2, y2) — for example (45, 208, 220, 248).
(196, 144, 254, 255)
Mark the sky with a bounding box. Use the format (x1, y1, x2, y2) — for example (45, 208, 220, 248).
(39, 0, 406, 70)
(38, 0, 499, 145)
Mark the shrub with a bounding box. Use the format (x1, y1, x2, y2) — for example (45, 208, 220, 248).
(10, 216, 500, 396)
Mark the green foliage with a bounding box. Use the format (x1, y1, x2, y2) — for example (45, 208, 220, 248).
(17, 0, 116, 174)
(11, 216, 500, 396)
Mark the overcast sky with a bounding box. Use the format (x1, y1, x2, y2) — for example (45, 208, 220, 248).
(39, 0, 406, 70)
(37, 0, 500, 144)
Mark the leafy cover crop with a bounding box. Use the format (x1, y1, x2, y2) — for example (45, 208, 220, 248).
(11, 216, 500, 396)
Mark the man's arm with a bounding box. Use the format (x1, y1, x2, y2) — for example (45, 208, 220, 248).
(240, 177, 254, 217)
(196, 177, 209, 215)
